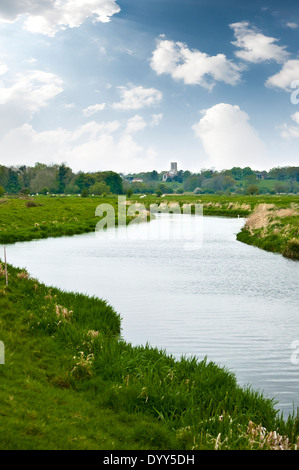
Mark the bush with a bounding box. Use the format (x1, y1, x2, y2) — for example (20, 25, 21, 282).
(25, 200, 43, 208)
(81, 189, 89, 198)
(246, 185, 260, 195)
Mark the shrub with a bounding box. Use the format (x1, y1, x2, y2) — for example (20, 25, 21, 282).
(81, 189, 89, 198)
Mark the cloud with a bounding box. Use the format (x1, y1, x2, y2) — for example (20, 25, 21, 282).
(280, 112, 299, 139)
(265, 60, 299, 91)
(0, 68, 63, 133)
(126, 115, 147, 133)
(150, 113, 163, 127)
(112, 85, 163, 110)
(192, 103, 267, 169)
(286, 22, 298, 29)
(150, 37, 244, 90)
(0, 62, 9, 75)
(83, 103, 106, 117)
(0, 117, 157, 173)
(230, 21, 289, 63)
(0, 0, 121, 36)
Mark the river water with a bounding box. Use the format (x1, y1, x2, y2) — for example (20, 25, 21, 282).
(3, 213, 299, 416)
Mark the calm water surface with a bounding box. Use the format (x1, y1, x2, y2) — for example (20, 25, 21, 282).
(3, 214, 299, 416)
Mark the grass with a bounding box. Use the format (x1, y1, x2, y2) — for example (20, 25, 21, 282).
(0, 264, 299, 450)
(236, 203, 299, 260)
(0, 193, 298, 259)
(0, 195, 138, 244)
(0, 193, 298, 449)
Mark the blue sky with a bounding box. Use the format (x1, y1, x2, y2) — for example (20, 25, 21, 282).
(0, 0, 298, 173)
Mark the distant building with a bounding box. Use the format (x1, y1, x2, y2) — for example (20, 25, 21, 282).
(131, 178, 143, 183)
(171, 162, 178, 173)
(162, 162, 178, 181)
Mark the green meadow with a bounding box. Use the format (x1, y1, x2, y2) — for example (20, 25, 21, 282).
(0, 193, 298, 450)
(0, 264, 298, 450)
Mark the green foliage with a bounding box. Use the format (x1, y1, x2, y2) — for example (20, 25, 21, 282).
(89, 182, 110, 195)
(0, 266, 298, 449)
(81, 189, 89, 198)
(246, 184, 260, 195)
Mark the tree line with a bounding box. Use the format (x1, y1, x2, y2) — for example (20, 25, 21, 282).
(0, 163, 123, 196)
(0, 163, 298, 196)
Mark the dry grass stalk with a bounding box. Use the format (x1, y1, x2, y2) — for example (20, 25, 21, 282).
(275, 208, 298, 218)
(246, 421, 298, 450)
(55, 304, 73, 320)
(0, 263, 5, 277)
(87, 330, 99, 339)
(245, 204, 276, 234)
(71, 352, 94, 378)
(17, 270, 29, 280)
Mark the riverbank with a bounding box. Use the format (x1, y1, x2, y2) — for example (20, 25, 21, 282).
(236, 203, 299, 260)
(0, 263, 298, 450)
(0, 194, 298, 252)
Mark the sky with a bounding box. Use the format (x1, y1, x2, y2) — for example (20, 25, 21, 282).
(0, 0, 298, 174)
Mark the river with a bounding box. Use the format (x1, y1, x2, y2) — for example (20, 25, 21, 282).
(3, 213, 299, 417)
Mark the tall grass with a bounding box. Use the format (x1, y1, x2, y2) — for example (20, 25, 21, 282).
(0, 264, 298, 449)
(237, 203, 299, 260)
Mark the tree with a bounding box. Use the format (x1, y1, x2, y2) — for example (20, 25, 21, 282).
(103, 172, 123, 194)
(90, 182, 110, 195)
(149, 170, 159, 182)
(30, 166, 58, 193)
(0, 185, 4, 197)
(81, 189, 89, 197)
(246, 184, 260, 195)
(184, 176, 201, 192)
(6, 168, 20, 193)
(58, 163, 72, 193)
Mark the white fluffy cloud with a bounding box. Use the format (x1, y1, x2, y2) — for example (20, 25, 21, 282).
(82, 103, 106, 117)
(192, 103, 267, 169)
(150, 37, 244, 90)
(0, 0, 120, 36)
(230, 21, 289, 63)
(265, 60, 299, 91)
(0, 68, 63, 133)
(125, 115, 147, 133)
(280, 112, 299, 139)
(112, 85, 163, 110)
(0, 117, 157, 173)
(286, 22, 298, 29)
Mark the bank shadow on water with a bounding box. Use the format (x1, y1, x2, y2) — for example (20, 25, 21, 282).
(2, 214, 299, 416)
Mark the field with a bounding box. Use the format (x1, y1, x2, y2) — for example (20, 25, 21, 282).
(0, 264, 298, 450)
(0, 192, 298, 450)
(0, 193, 298, 259)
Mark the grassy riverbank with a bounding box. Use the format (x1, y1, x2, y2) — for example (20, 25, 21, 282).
(236, 203, 299, 260)
(0, 193, 297, 242)
(0, 263, 298, 450)
(0, 195, 122, 244)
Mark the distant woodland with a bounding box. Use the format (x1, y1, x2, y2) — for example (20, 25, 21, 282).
(0, 163, 298, 196)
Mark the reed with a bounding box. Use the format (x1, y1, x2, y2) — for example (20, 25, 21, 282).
(0, 263, 298, 450)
